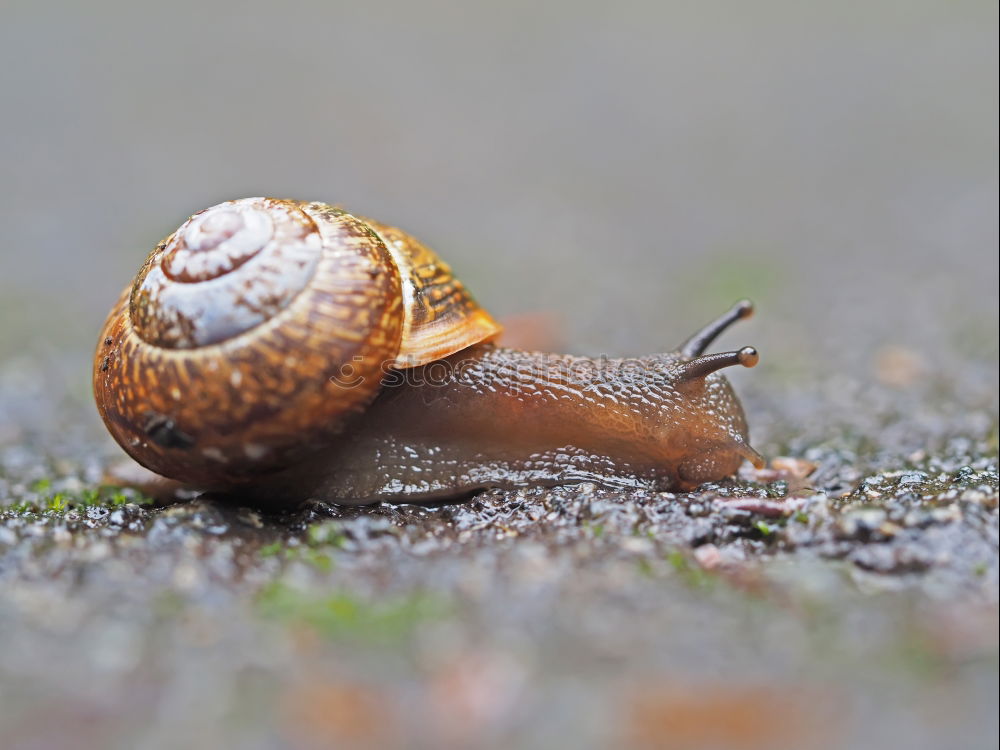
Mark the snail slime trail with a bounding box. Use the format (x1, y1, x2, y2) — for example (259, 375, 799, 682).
(95, 197, 762, 505)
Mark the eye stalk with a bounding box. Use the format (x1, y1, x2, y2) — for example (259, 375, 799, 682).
(678, 299, 754, 358)
(677, 346, 758, 382)
(674, 299, 758, 382)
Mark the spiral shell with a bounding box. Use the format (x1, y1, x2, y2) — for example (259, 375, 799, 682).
(94, 198, 501, 485)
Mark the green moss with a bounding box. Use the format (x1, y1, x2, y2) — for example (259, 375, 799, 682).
(1, 483, 154, 517)
(256, 583, 449, 644)
(4, 500, 34, 514)
(46, 493, 69, 512)
(108, 491, 137, 507)
(258, 541, 284, 558)
(30, 478, 52, 493)
(306, 521, 348, 548)
(259, 528, 340, 570)
(666, 549, 716, 590)
(303, 549, 333, 572)
(635, 558, 655, 577)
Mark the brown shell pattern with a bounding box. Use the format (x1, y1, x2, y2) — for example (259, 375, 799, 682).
(364, 218, 502, 367)
(94, 199, 404, 485)
(130, 199, 323, 349)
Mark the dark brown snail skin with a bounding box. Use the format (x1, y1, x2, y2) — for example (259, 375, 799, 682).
(94, 197, 763, 506)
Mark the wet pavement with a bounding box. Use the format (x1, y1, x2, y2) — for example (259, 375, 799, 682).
(0, 347, 996, 749)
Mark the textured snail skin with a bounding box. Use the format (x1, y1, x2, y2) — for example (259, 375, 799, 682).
(94, 198, 762, 505)
(245, 344, 763, 504)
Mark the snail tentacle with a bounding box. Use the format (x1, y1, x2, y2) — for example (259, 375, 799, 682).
(676, 347, 758, 382)
(679, 299, 753, 358)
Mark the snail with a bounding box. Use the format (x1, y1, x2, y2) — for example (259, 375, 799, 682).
(94, 197, 764, 505)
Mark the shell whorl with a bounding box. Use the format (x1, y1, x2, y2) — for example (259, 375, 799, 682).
(130, 198, 323, 349)
(94, 198, 405, 485)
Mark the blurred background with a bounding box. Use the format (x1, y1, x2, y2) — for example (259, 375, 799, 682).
(0, 3, 997, 749)
(1, 0, 996, 378)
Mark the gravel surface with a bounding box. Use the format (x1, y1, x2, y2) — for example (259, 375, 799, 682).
(1, 2, 997, 749)
(0, 348, 995, 750)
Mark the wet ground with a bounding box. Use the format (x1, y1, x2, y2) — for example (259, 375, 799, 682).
(2, 2, 997, 748)
(0, 343, 996, 750)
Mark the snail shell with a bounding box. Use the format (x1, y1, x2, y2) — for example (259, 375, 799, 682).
(93, 198, 501, 486)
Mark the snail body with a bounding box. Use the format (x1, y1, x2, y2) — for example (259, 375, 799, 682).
(94, 198, 763, 505)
